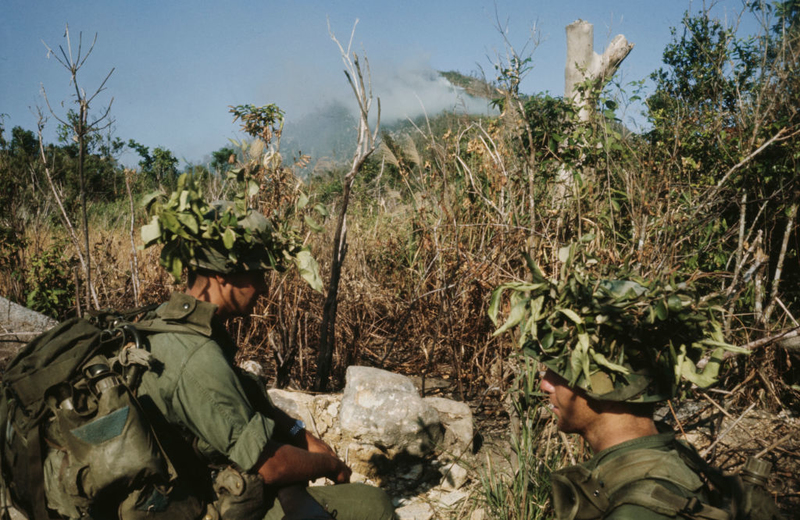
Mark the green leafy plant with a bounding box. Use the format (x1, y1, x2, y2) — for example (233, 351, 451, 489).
(25, 240, 75, 319)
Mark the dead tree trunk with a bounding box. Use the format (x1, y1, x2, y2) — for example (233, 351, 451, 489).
(554, 20, 634, 204)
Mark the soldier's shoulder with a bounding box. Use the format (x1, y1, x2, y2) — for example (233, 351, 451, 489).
(151, 293, 218, 337)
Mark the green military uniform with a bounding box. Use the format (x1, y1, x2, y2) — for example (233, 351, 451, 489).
(552, 433, 712, 520)
(137, 292, 393, 520)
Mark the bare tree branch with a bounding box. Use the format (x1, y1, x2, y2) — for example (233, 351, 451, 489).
(316, 19, 381, 391)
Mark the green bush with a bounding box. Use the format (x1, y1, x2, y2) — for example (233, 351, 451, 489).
(25, 240, 75, 319)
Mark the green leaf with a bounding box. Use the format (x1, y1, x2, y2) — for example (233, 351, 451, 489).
(559, 308, 583, 325)
(298, 192, 309, 210)
(678, 347, 723, 388)
(314, 203, 329, 217)
(179, 190, 189, 211)
(493, 295, 530, 336)
(292, 249, 323, 293)
(655, 300, 668, 320)
(698, 339, 749, 354)
(590, 349, 630, 374)
(488, 285, 506, 326)
(223, 228, 236, 250)
(247, 179, 259, 197)
(667, 295, 683, 312)
(304, 214, 324, 232)
(140, 191, 162, 209)
(558, 245, 571, 264)
(176, 213, 199, 235)
(140, 216, 162, 246)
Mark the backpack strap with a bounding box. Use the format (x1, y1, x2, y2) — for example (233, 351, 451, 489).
(611, 479, 732, 520)
(553, 443, 735, 520)
(27, 424, 56, 520)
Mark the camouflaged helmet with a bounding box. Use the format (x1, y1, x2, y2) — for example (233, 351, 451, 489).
(141, 173, 322, 292)
(489, 242, 744, 403)
(190, 201, 288, 274)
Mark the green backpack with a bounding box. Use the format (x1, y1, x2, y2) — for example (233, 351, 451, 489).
(0, 308, 204, 520)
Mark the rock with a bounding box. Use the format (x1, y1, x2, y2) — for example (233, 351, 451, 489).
(400, 463, 424, 481)
(395, 502, 434, 520)
(440, 462, 469, 490)
(340, 367, 444, 459)
(424, 396, 473, 455)
(0, 296, 57, 369)
(428, 488, 469, 507)
(240, 359, 266, 378)
(268, 388, 318, 429)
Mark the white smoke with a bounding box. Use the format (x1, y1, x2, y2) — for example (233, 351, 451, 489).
(276, 55, 496, 168)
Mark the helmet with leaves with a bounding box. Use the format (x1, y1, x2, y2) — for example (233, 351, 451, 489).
(140, 173, 322, 292)
(488, 240, 746, 403)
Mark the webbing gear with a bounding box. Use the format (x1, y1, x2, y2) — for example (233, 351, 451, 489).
(551, 434, 784, 520)
(551, 436, 732, 520)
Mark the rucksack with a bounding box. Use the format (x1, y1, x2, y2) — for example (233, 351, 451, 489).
(0, 307, 204, 520)
(551, 435, 783, 520)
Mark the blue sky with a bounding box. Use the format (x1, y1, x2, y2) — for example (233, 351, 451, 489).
(1, 1, 760, 168)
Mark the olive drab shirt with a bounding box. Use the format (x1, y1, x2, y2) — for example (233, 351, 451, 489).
(137, 292, 276, 472)
(551, 433, 710, 520)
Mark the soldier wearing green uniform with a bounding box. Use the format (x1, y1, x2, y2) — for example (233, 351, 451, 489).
(44, 186, 394, 520)
(490, 247, 783, 520)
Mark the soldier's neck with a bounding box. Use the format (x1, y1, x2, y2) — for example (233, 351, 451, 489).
(583, 413, 659, 453)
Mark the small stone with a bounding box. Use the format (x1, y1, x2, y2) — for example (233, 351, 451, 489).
(470, 508, 486, 520)
(440, 462, 469, 490)
(437, 489, 468, 507)
(395, 502, 434, 520)
(401, 463, 424, 481)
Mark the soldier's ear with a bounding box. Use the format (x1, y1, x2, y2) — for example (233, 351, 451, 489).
(211, 273, 228, 285)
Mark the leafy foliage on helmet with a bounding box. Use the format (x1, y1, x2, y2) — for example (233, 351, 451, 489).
(488, 240, 747, 402)
(140, 172, 322, 292)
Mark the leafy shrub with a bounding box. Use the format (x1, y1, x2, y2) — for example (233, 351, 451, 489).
(25, 240, 75, 319)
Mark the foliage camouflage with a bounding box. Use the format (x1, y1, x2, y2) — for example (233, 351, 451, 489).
(489, 240, 748, 402)
(140, 171, 322, 292)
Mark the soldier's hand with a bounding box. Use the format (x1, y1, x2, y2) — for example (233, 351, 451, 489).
(328, 457, 352, 484)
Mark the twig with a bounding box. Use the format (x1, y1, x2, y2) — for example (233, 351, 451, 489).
(762, 202, 797, 325)
(722, 326, 800, 359)
(775, 297, 799, 327)
(700, 402, 756, 457)
(125, 169, 140, 306)
(693, 128, 786, 218)
(558, 431, 577, 466)
(700, 392, 733, 419)
(668, 400, 688, 439)
(755, 430, 798, 459)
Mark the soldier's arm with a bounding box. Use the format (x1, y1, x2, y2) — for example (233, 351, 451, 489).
(256, 440, 351, 485)
(266, 406, 338, 457)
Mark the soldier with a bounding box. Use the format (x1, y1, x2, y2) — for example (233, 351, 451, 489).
(36, 182, 394, 520)
(489, 248, 783, 520)
(134, 197, 394, 520)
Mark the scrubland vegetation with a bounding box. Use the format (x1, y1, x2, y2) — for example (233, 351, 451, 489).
(1, 2, 799, 517)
